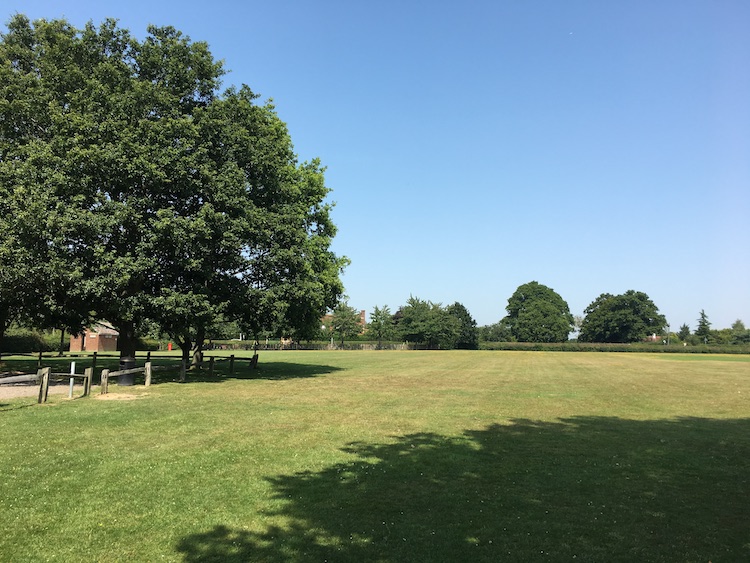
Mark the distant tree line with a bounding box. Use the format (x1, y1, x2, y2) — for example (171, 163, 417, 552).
(322, 297, 478, 350)
(354, 281, 748, 349)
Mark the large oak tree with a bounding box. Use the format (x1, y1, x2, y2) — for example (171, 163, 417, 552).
(0, 15, 345, 363)
(578, 290, 666, 343)
(502, 281, 574, 343)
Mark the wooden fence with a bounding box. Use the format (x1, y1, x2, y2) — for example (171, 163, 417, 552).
(100, 360, 179, 394)
(1, 353, 258, 400)
(0, 367, 92, 403)
(98, 354, 254, 393)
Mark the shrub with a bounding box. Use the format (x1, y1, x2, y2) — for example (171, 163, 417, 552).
(1, 329, 55, 353)
(478, 341, 750, 354)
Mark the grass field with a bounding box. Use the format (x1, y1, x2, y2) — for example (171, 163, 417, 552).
(1, 351, 748, 562)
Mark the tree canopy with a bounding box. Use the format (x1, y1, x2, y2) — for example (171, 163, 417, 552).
(367, 305, 395, 349)
(329, 299, 362, 346)
(396, 297, 460, 349)
(695, 310, 711, 343)
(578, 291, 666, 343)
(0, 15, 345, 360)
(502, 281, 573, 343)
(677, 323, 691, 342)
(446, 302, 479, 349)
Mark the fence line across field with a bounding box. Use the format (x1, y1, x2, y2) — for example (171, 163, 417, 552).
(1, 352, 259, 403)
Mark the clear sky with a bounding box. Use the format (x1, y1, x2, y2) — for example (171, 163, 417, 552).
(6, 1, 750, 331)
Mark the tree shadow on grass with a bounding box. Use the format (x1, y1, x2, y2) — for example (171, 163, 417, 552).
(244, 361, 344, 381)
(145, 362, 343, 385)
(176, 416, 750, 562)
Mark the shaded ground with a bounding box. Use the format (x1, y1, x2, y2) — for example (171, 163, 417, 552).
(177, 416, 750, 562)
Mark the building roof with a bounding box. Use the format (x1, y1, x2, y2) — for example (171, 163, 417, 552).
(89, 321, 119, 336)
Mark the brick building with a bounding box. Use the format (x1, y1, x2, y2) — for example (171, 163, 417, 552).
(69, 322, 119, 352)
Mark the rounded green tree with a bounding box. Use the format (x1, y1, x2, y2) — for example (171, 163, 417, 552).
(502, 282, 573, 343)
(578, 291, 666, 343)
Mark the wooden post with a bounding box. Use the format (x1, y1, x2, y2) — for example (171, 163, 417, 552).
(91, 352, 98, 381)
(145, 362, 152, 387)
(37, 350, 43, 369)
(84, 367, 92, 396)
(229, 354, 235, 374)
(180, 360, 186, 382)
(101, 369, 110, 394)
(146, 350, 151, 362)
(209, 356, 215, 377)
(36, 368, 45, 403)
(37, 367, 50, 404)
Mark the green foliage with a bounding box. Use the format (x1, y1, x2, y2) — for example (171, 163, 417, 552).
(0, 328, 54, 353)
(329, 299, 362, 346)
(730, 319, 750, 345)
(502, 281, 573, 343)
(446, 302, 479, 349)
(478, 321, 514, 342)
(366, 305, 396, 349)
(578, 290, 666, 343)
(0, 15, 345, 358)
(479, 340, 750, 353)
(677, 323, 691, 341)
(695, 310, 711, 342)
(396, 296, 460, 349)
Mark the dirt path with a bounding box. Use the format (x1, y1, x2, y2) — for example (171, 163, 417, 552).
(0, 381, 86, 400)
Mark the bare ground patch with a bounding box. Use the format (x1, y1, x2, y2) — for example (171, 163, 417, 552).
(0, 383, 147, 401)
(95, 393, 144, 401)
(0, 382, 85, 400)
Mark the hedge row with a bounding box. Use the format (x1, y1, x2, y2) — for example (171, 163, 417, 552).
(0, 330, 60, 353)
(479, 341, 750, 354)
(0, 330, 160, 354)
(5, 333, 746, 355)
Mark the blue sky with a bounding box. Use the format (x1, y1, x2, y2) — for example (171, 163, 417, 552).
(6, 1, 750, 330)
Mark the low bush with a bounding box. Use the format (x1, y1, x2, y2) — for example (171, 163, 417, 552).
(479, 341, 750, 354)
(0, 329, 61, 354)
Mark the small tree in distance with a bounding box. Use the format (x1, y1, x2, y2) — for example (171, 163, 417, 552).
(677, 324, 691, 342)
(330, 299, 362, 347)
(446, 302, 479, 349)
(367, 305, 395, 349)
(695, 310, 711, 343)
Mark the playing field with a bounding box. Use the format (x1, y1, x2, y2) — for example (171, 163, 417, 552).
(1, 351, 748, 562)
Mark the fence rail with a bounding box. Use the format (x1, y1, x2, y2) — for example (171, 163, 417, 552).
(0, 373, 40, 385)
(2, 352, 258, 401)
(1, 367, 92, 403)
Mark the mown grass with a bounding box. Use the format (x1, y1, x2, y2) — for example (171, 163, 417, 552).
(1, 351, 748, 562)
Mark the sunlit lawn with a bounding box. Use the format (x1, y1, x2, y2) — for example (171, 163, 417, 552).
(1, 351, 748, 562)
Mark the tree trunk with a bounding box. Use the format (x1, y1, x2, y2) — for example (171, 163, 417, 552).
(192, 327, 205, 369)
(176, 336, 191, 368)
(58, 328, 66, 356)
(0, 309, 11, 361)
(117, 320, 138, 362)
(115, 319, 138, 385)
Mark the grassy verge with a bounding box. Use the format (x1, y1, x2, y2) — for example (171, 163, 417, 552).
(1, 351, 748, 562)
